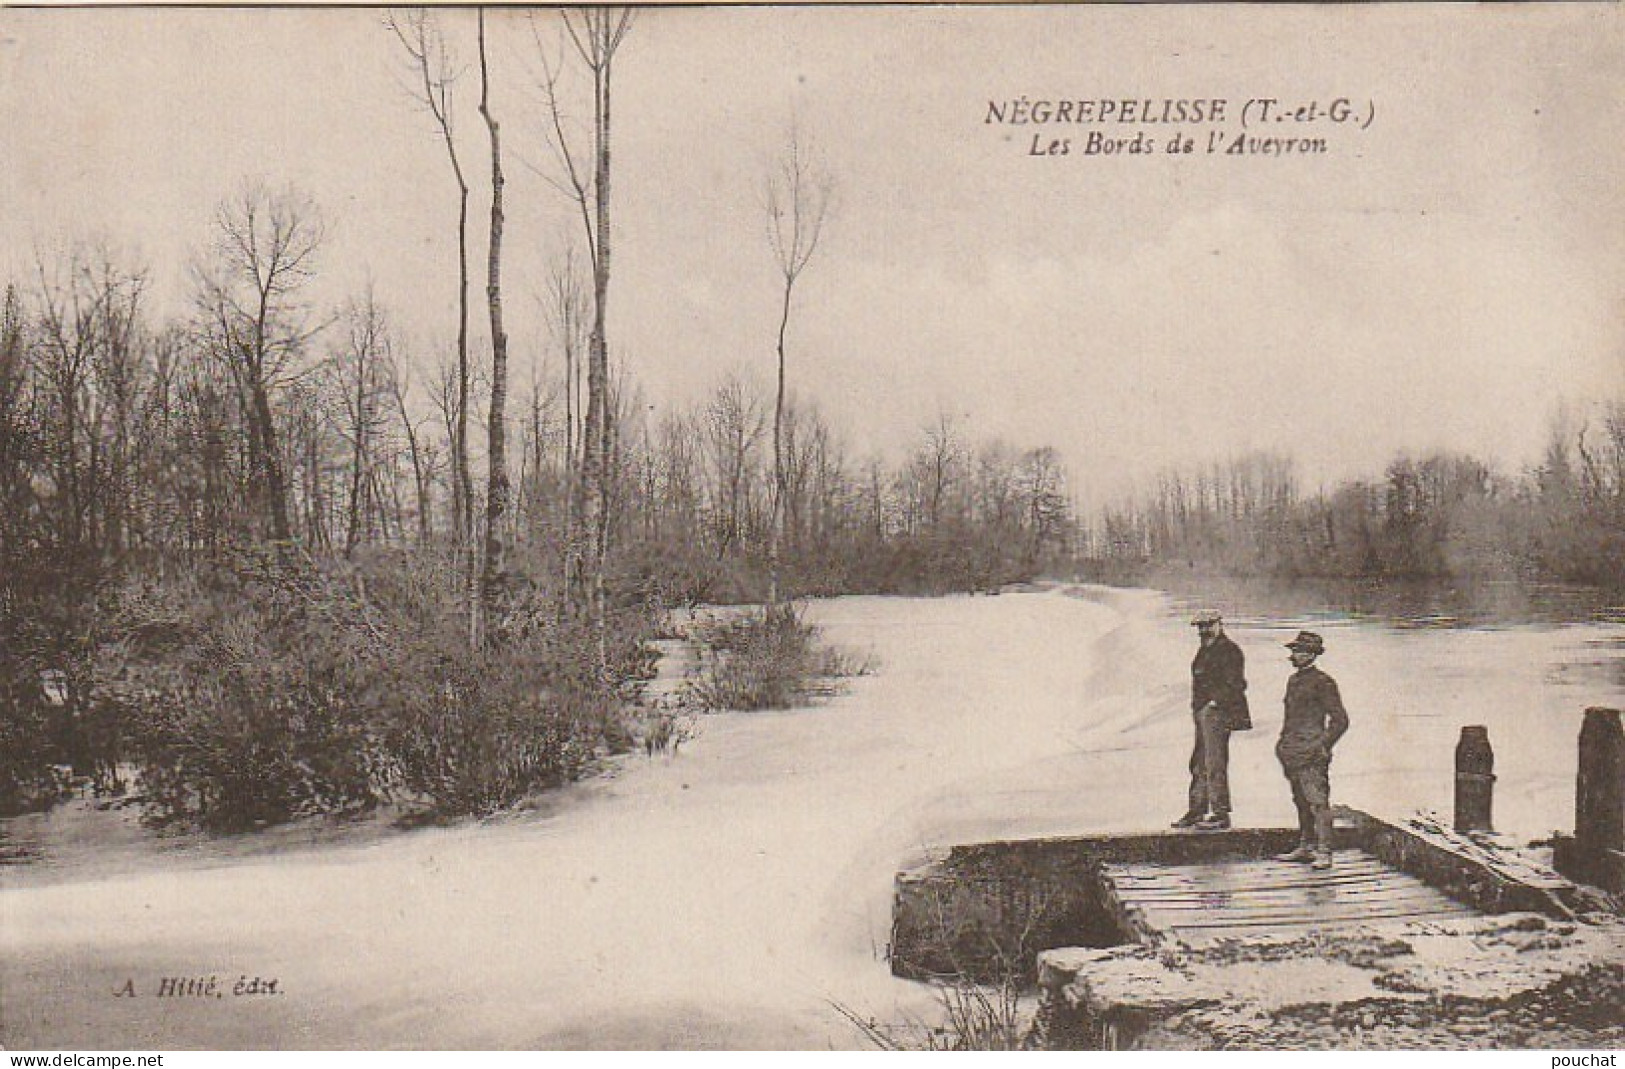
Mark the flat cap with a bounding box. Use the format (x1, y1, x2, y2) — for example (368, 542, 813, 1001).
(1190, 610, 1223, 627)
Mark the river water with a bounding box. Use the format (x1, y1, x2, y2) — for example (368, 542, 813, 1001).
(2, 583, 1622, 1048)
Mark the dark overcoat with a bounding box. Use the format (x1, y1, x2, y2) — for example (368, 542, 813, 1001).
(1191, 632, 1251, 731)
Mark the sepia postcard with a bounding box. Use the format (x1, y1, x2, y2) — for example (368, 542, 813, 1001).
(0, 2, 1622, 1054)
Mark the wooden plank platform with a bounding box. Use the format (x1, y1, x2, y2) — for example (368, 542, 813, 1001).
(1105, 850, 1477, 948)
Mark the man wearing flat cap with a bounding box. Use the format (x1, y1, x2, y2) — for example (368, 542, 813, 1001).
(1275, 631, 1349, 870)
(1173, 610, 1250, 831)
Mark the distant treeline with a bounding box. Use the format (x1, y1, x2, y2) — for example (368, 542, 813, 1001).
(1078, 419, 1625, 590)
(620, 399, 1075, 603)
(0, 252, 1073, 606)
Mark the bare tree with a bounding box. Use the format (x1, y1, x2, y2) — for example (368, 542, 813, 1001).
(701, 373, 767, 560)
(387, 9, 474, 553)
(533, 6, 633, 668)
(332, 290, 392, 557)
(1016, 446, 1068, 567)
(0, 285, 38, 556)
(862, 454, 890, 541)
(763, 125, 833, 609)
(919, 411, 964, 529)
(652, 408, 700, 546)
(194, 183, 326, 543)
(806, 410, 849, 551)
(384, 348, 435, 546)
(32, 248, 148, 553)
(475, 7, 510, 648)
(515, 363, 561, 536)
(429, 346, 465, 535)
(282, 377, 333, 548)
(542, 246, 591, 597)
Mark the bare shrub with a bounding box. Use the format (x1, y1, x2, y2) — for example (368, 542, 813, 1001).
(99, 544, 645, 830)
(831, 972, 1036, 1051)
(683, 603, 869, 712)
(638, 708, 697, 757)
(0, 548, 112, 814)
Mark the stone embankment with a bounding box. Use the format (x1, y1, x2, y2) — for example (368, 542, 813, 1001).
(892, 808, 1625, 1050)
(1037, 909, 1623, 1049)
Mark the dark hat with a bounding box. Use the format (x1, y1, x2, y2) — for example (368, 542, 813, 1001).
(1190, 610, 1223, 627)
(1284, 631, 1325, 654)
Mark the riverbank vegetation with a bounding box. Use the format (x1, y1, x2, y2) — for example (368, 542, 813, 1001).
(0, 13, 1075, 822)
(684, 605, 873, 713)
(1078, 431, 1625, 596)
(0, 234, 1074, 821)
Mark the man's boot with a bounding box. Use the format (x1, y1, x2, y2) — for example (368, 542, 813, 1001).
(1275, 845, 1316, 863)
(1311, 850, 1334, 871)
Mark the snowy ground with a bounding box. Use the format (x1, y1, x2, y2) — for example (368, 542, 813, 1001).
(2, 585, 1620, 1049)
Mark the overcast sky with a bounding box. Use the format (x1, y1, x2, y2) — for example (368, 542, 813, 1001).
(2, 5, 1621, 509)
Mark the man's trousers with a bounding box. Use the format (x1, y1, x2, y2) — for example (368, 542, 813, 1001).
(1186, 705, 1232, 817)
(1282, 758, 1333, 850)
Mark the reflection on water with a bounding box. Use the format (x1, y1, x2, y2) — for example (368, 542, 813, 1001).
(1163, 576, 1625, 697)
(0, 835, 40, 866)
(0, 789, 407, 886)
(1547, 650, 1625, 692)
(1161, 574, 1625, 630)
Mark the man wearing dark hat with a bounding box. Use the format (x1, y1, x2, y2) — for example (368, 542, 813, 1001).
(1173, 610, 1250, 831)
(1274, 631, 1349, 870)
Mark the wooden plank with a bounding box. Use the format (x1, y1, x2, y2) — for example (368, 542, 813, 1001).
(1104, 847, 1481, 949)
(1124, 869, 1430, 887)
(1111, 864, 1391, 883)
(1120, 877, 1436, 896)
(1110, 857, 1391, 878)
(1108, 860, 1392, 882)
(1131, 877, 1462, 903)
(1404, 813, 1578, 888)
(1136, 895, 1468, 924)
(1169, 909, 1474, 946)
(1112, 873, 1412, 899)
(1115, 854, 1387, 869)
(1149, 892, 1474, 921)
(1168, 903, 1475, 933)
(1140, 886, 1466, 915)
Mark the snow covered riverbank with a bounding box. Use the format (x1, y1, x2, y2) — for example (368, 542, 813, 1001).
(3, 586, 1621, 1048)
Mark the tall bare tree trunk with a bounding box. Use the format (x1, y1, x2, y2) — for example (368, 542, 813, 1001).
(587, 43, 613, 670)
(477, 8, 510, 650)
(387, 11, 473, 623)
(764, 126, 832, 613)
(387, 363, 432, 545)
(345, 362, 368, 556)
(768, 284, 791, 609)
(455, 191, 472, 548)
(453, 84, 476, 647)
(545, 249, 587, 621)
(539, 7, 632, 672)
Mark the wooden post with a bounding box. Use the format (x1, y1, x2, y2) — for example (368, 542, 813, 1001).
(1576, 707, 1625, 857)
(1453, 725, 1495, 833)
